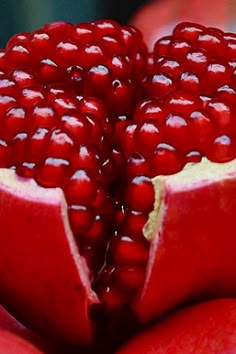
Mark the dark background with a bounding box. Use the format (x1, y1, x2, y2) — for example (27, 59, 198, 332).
(0, 0, 149, 47)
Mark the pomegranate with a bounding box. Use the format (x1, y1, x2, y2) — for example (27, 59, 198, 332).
(0, 19, 236, 351)
(131, 0, 236, 50)
(0, 328, 44, 354)
(116, 298, 236, 353)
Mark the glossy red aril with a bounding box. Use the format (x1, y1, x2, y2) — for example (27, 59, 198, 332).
(1, 19, 236, 353)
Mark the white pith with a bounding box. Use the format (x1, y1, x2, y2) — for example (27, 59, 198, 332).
(144, 157, 236, 242)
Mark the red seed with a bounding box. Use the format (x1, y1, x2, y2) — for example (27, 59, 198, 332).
(26, 128, 50, 162)
(115, 266, 145, 291)
(46, 130, 74, 159)
(150, 143, 184, 176)
(30, 30, 52, 60)
(197, 29, 226, 57)
(173, 22, 204, 43)
(206, 100, 232, 134)
(126, 153, 150, 180)
(135, 121, 162, 157)
(65, 169, 97, 205)
(186, 150, 202, 163)
(71, 145, 101, 174)
(16, 161, 36, 178)
(179, 72, 200, 93)
(56, 41, 79, 67)
(19, 87, 45, 107)
(165, 91, 202, 116)
(154, 36, 172, 57)
(134, 99, 166, 126)
(31, 104, 57, 131)
(11, 133, 28, 165)
(217, 85, 236, 105)
(110, 234, 149, 266)
(36, 157, 70, 187)
(0, 96, 15, 118)
(73, 23, 94, 43)
(86, 215, 106, 244)
(6, 32, 29, 50)
(168, 39, 191, 59)
(206, 135, 235, 162)
(0, 78, 17, 95)
(6, 44, 31, 69)
(125, 176, 154, 213)
(156, 58, 183, 80)
(147, 73, 175, 98)
(189, 111, 215, 150)
(69, 205, 95, 235)
(123, 210, 148, 237)
(39, 58, 65, 83)
(201, 63, 231, 94)
(61, 111, 91, 143)
(164, 114, 189, 151)
(121, 124, 137, 158)
(84, 65, 111, 98)
(3, 107, 27, 140)
(0, 140, 12, 167)
(185, 50, 208, 74)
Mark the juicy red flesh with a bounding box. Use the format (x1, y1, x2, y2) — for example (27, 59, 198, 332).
(3, 20, 147, 119)
(1, 20, 236, 336)
(132, 23, 236, 178)
(0, 20, 151, 307)
(96, 23, 236, 315)
(0, 86, 115, 276)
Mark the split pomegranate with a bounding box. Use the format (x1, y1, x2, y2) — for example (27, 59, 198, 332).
(1, 19, 236, 350)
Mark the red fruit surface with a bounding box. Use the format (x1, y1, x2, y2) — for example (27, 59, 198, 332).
(116, 298, 236, 354)
(0, 328, 44, 354)
(131, 0, 236, 50)
(134, 158, 236, 322)
(1, 19, 236, 352)
(0, 305, 75, 354)
(0, 169, 98, 345)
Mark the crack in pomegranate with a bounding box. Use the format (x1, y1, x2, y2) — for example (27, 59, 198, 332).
(1, 19, 236, 343)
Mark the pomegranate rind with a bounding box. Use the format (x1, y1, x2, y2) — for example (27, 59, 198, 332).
(116, 298, 236, 354)
(0, 169, 99, 345)
(0, 328, 44, 354)
(130, 0, 229, 50)
(135, 158, 236, 322)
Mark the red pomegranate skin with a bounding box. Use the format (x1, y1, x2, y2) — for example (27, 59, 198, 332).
(0, 327, 45, 354)
(131, 0, 235, 50)
(116, 298, 236, 354)
(0, 170, 98, 345)
(0, 304, 101, 354)
(2, 18, 236, 352)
